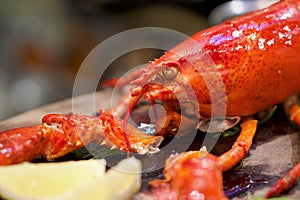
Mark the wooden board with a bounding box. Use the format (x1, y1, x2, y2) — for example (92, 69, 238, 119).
(0, 89, 299, 199)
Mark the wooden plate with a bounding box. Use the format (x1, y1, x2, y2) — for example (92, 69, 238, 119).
(0, 89, 299, 199)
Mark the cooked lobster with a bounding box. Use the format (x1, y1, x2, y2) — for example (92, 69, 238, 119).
(0, 0, 300, 198)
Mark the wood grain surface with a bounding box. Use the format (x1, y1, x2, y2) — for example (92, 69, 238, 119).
(0, 89, 299, 199)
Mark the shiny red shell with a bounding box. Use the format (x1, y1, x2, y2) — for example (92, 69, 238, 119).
(153, 0, 300, 117)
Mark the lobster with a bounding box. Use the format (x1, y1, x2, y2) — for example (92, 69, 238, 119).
(0, 0, 300, 199)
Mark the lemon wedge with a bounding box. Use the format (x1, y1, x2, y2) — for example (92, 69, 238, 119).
(0, 157, 141, 200)
(66, 157, 142, 200)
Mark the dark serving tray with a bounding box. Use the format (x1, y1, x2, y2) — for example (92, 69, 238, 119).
(0, 89, 299, 199)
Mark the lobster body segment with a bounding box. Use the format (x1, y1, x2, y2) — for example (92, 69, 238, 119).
(130, 0, 300, 118)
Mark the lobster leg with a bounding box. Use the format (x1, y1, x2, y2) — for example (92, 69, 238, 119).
(266, 104, 300, 198)
(217, 118, 258, 172)
(266, 163, 300, 198)
(289, 104, 300, 125)
(109, 92, 133, 117)
(155, 110, 197, 137)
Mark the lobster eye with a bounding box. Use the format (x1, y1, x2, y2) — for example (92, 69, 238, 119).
(162, 66, 178, 80)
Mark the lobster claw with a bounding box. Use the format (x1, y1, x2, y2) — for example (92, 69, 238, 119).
(0, 111, 164, 166)
(41, 114, 99, 160)
(97, 111, 164, 154)
(0, 113, 92, 165)
(149, 148, 228, 200)
(42, 112, 164, 158)
(0, 126, 44, 165)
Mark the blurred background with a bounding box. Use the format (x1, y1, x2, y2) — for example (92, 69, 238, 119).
(0, 0, 276, 120)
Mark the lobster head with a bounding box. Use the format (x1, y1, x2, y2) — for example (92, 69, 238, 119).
(127, 59, 198, 123)
(128, 50, 227, 121)
(124, 48, 240, 135)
